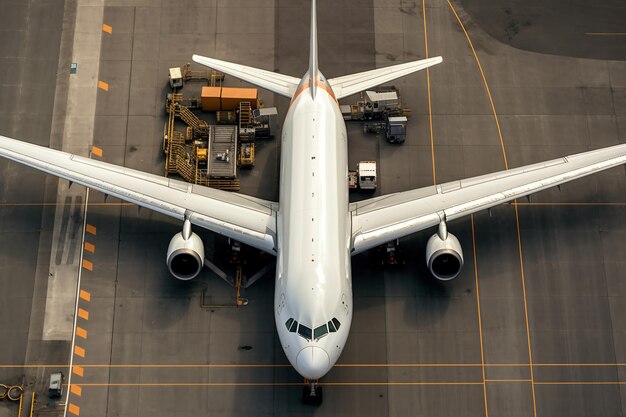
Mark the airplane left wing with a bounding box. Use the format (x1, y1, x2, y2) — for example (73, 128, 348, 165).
(0, 135, 277, 254)
(192, 55, 301, 98)
(350, 144, 626, 254)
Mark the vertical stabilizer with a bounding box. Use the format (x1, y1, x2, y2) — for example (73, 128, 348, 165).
(309, 0, 318, 99)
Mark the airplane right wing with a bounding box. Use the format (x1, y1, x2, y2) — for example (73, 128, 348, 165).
(328, 57, 443, 100)
(350, 144, 626, 254)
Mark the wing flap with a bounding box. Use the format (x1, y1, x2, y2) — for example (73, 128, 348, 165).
(0, 135, 277, 253)
(192, 55, 300, 98)
(351, 144, 626, 254)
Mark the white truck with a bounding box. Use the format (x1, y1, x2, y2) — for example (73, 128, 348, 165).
(348, 161, 377, 191)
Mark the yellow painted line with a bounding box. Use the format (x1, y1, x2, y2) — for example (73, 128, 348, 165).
(513, 202, 626, 206)
(79, 289, 91, 301)
(85, 224, 97, 235)
(0, 202, 133, 207)
(69, 382, 486, 387)
(447, 0, 508, 170)
(66, 380, 626, 387)
(17, 392, 23, 417)
(102, 24, 112, 34)
(471, 215, 489, 417)
(91, 146, 103, 157)
(72, 366, 84, 377)
(77, 308, 89, 321)
(486, 379, 532, 383)
(70, 384, 82, 396)
(74, 346, 86, 358)
(82, 259, 93, 271)
(76, 327, 87, 339)
(98, 81, 109, 91)
(422, 0, 437, 185)
(3, 362, 626, 368)
(68, 403, 80, 416)
(585, 32, 626, 36)
(28, 392, 34, 417)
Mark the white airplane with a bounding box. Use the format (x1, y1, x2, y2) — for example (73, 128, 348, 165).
(1, 0, 626, 405)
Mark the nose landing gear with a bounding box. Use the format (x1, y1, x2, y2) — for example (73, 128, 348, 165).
(302, 379, 323, 405)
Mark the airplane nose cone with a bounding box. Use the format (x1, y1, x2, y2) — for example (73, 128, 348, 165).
(296, 346, 330, 380)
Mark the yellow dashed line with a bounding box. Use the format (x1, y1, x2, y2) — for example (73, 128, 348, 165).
(98, 81, 109, 91)
(79, 289, 91, 301)
(102, 24, 112, 34)
(72, 366, 84, 377)
(74, 346, 85, 358)
(70, 385, 82, 396)
(85, 224, 97, 235)
(76, 327, 88, 339)
(585, 32, 626, 36)
(91, 146, 103, 157)
(82, 260, 93, 271)
(78, 308, 89, 321)
(68, 403, 80, 415)
(422, 0, 437, 185)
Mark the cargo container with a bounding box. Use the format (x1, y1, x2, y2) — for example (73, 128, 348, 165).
(221, 87, 258, 111)
(201, 86, 221, 111)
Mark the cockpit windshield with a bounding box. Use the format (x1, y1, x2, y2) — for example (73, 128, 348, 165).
(285, 317, 341, 341)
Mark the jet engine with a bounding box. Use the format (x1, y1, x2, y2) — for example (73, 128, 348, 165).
(425, 221, 464, 281)
(166, 219, 205, 280)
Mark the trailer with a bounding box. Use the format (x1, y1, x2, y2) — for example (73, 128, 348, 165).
(348, 161, 377, 191)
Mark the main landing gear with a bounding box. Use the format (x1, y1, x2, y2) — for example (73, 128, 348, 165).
(302, 379, 323, 405)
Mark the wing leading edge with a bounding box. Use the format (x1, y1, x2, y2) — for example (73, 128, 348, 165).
(0, 135, 277, 254)
(350, 144, 626, 254)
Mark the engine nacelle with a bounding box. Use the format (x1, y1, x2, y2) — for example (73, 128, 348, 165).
(166, 220, 205, 280)
(425, 222, 464, 281)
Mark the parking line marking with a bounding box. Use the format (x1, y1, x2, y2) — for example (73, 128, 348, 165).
(70, 385, 82, 396)
(471, 215, 489, 417)
(68, 403, 80, 415)
(74, 346, 85, 358)
(102, 24, 112, 34)
(585, 32, 626, 36)
(83, 242, 95, 253)
(82, 260, 93, 271)
(78, 308, 89, 321)
(422, 0, 437, 185)
(72, 366, 84, 377)
(76, 327, 87, 339)
(79, 290, 91, 302)
(98, 81, 109, 91)
(91, 146, 103, 157)
(85, 224, 97, 235)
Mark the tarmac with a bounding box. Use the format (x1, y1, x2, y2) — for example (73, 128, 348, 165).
(0, 0, 625, 416)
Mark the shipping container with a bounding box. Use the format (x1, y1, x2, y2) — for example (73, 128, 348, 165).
(220, 87, 258, 111)
(201, 86, 221, 111)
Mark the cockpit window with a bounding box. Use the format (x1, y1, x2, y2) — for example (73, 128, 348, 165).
(332, 318, 341, 330)
(285, 318, 298, 332)
(314, 324, 328, 340)
(298, 324, 312, 340)
(328, 320, 336, 332)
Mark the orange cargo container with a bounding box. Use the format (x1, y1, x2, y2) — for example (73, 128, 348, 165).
(201, 86, 221, 111)
(220, 87, 258, 111)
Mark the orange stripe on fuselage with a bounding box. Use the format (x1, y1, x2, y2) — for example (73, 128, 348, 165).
(289, 79, 337, 107)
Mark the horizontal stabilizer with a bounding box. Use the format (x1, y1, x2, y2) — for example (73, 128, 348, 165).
(328, 56, 443, 100)
(192, 55, 301, 98)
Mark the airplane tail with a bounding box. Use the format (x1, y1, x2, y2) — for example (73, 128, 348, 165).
(308, 0, 319, 99)
(193, 0, 442, 101)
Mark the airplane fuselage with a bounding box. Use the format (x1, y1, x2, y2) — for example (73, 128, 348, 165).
(275, 74, 353, 380)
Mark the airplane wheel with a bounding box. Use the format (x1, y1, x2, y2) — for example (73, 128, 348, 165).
(302, 386, 323, 405)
